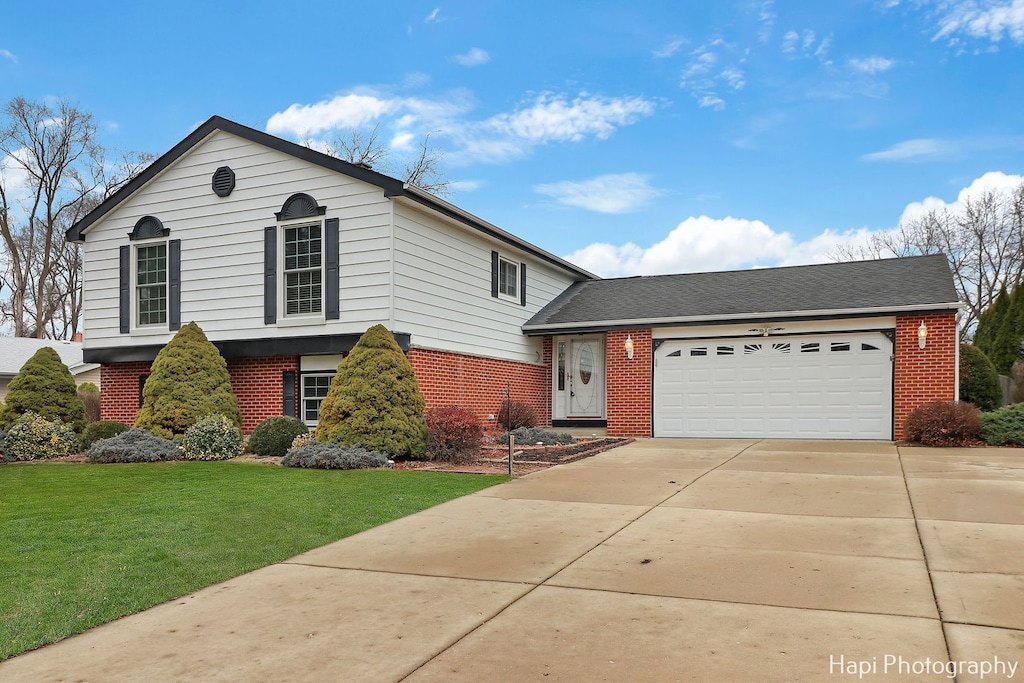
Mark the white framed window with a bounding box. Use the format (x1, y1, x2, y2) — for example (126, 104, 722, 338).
(136, 242, 167, 326)
(282, 223, 323, 317)
(497, 256, 518, 300)
(301, 373, 333, 425)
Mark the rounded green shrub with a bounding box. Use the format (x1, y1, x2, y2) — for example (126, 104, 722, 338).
(82, 420, 131, 450)
(181, 415, 244, 461)
(248, 416, 309, 456)
(281, 442, 390, 469)
(425, 406, 483, 463)
(87, 427, 181, 463)
(903, 401, 981, 447)
(135, 322, 241, 438)
(980, 402, 1024, 446)
(5, 412, 79, 460)
(959, 344, 1002, 412)
(316, 325, 428, 459)
(0, 347, 86, 433)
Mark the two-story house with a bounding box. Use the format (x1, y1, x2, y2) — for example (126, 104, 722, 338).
(67, 116, 960, 441)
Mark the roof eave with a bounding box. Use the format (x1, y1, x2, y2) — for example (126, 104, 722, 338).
(522, 301, 963, 335)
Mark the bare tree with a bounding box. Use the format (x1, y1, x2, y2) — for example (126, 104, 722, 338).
(314, 126, 452, 198)
(831, 182, 1024, 339)
(0, 97, 151, 338)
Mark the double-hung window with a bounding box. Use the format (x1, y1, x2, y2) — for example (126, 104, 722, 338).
(136, 243, 167, 326)
(283, 224, 322, 316)
(301, 373, 333, 425)
(497, 257, 518, 300)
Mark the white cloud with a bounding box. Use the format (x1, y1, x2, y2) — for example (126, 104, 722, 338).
(861, 138, 953, 162)
(484, 93, 656, 144)
(454, 47, 490, 66)
(758, 0, 777, 42)
(448, 179, 483, 192)
(849, 56, 894, 73)
(781, 30, 799, 53)
(934, 0, 1024, 44)
(563, 171, 1024, 279)
(267, 89, 657, 167)
(719, 67, 746, 89)
(0, 49, 16, 63)
(563, 215, 876, 277)
(425, 8, 441, 23)
(533, 173, 663, 214)
(266, 94, 400, 137)
(698, 95, 726, 110)
(782, 29, 832, 60)
(653, 39, 684, 58)
(898, 171, 1024, 225)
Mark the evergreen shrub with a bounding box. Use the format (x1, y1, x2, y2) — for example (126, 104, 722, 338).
(248, 416, 309, 456)
(81, 420, 131, 450)
(281, 442, 390, 470)
(903, 401, 981, 447)
(497, 427, 576, 446)
(316, 325, 428, 459)
(959, 344, 1002, 412)
(87, 428, 181, 463)
(135, 322, 241, 438)
(78, 382, 101, 423)
(5, 412, 79, 460)
(0, 347, 86, 433)
(425, 406, 483, 463)
(496, 400, 538, 431)
(0, 429, 9, 462)
(980, 403, 1024, 446)
(181, 415, 244, 461)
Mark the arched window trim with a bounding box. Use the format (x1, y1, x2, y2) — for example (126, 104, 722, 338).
(275, 193, 327, 221)
(128, 215, 170, 240)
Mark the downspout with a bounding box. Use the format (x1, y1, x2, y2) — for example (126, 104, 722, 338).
(388, 197, 396, 332)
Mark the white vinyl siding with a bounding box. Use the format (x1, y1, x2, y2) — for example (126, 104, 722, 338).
(391, 202, 578, 363)
(81, 130, 393, 348)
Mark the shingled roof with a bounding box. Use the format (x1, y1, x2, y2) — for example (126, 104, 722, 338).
(523, 254, 960, 334)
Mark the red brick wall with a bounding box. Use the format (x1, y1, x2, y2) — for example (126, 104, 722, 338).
(893, 312, 958, 440)
(227, 356, 299, 433)
(408, 346, 551, 432)
(100, 362, 153, 424)
(605, 329, 652, 437)
(99, 356, 299, 433)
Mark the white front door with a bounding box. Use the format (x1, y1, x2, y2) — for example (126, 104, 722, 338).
(566, 337, 604, 418)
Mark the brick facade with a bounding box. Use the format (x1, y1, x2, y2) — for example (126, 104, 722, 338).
(605, 329, 653, 437)
(408, 345, 551, 432)
(99, 356, 298, 433)
(893, 312, 958, 441)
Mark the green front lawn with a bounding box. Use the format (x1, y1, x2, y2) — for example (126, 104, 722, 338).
(0, 462, 505, 660)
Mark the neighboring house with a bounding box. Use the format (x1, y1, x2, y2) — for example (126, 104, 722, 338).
(0, 336, 101, 402)
(66, 116, 960, 441)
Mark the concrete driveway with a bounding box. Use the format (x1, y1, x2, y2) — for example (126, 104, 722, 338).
(3, 439, 1023, 682)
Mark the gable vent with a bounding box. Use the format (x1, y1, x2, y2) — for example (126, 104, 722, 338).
(212, 166, 235, 197)
(275, 192, 326, 221)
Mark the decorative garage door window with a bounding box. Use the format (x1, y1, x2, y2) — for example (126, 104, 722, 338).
(653, 332, 893, 440)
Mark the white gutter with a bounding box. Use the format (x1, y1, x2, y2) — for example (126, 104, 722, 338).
(523, 301, 964, 333)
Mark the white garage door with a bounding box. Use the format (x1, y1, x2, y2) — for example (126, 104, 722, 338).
(654, 332, 893, 439)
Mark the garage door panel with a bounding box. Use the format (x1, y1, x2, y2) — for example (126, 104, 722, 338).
(655, 332, 892, 439)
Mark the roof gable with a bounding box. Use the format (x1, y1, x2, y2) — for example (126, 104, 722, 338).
(67, 116, 595, 281)
(524, 254, 961, 333)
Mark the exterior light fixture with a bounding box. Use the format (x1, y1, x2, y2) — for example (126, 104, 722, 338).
(918, 321, 928, 349)
(625, 335, 634, 360)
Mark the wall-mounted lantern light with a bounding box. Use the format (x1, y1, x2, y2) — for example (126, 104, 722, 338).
(625, 334, 634, 360)
(918, 321, 928, 349)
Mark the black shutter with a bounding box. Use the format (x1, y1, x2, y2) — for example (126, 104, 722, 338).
(119, 245, 130, 333)
(264, 226, 276, 324)
(324, 218, 340, 320)
(283, 370, 297, 417)
(138, 374, 149, 408)
(168, 239, 181, 330)
(520, 262, 527, 306)
(491, 251, 499, 298)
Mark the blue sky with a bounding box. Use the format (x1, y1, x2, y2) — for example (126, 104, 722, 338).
(3, 0, 1023, 277)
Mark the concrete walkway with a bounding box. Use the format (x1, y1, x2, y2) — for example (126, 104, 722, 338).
(3, 439, 1023, 682)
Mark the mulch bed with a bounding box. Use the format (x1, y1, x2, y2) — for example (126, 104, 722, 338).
(391, 437, 633, 474)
